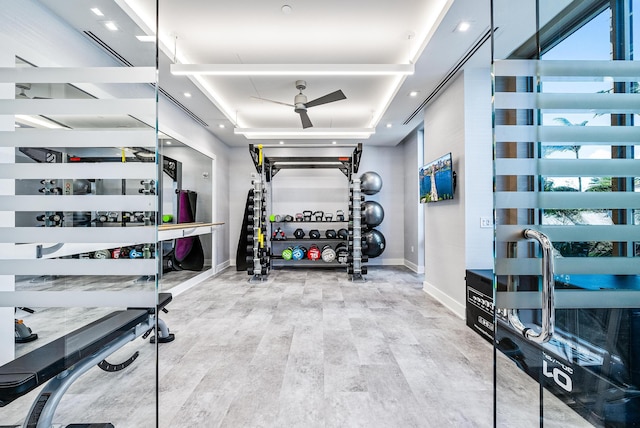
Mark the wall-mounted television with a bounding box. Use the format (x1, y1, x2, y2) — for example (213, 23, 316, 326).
(419, 152, 455, 203)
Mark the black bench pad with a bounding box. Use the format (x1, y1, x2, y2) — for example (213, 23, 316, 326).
(129, 292, 172, 313)
(0, 309, 148, 407)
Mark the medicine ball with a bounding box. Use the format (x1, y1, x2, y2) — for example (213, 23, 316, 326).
(321, 245, 336, 263)
(309, 229, 321, 239)
(293, 228, 305, 239)
(325, 229, 337, 239)
(337, 228, 349, 240)
(282, 247, 293, 260)
(335, 243, 349, 264)
(307, 244, 321, 261)
(292, 246, 306, 260)
(362, 201, 385, 227)
(360, 171, 383, 195)
(362, 229, 386, 258)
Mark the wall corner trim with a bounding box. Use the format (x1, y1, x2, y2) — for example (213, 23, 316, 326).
(422, 281, 465, 319)
(404, 259, 424, 274)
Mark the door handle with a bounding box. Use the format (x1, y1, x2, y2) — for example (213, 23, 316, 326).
(507, 229, 555, 344)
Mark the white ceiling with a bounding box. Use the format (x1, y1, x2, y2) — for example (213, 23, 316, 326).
(36, 0, 494, 147)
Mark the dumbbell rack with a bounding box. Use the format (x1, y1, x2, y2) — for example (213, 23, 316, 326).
(348, 178, 367, 281)
(248, 143, 366, 280)
(246, 147, 270, 281)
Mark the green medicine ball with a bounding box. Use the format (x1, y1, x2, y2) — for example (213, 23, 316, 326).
(162, 214, 173, 223)
(282, 247, 293, 260)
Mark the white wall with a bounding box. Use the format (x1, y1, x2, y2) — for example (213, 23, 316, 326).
(401, 129, 424, 273)
(423, 73, 467, 317)
(463, 68, 493, 270)
(358, 146, 404, 265)
(422, 68, 493, 319)
(228, 145, 405, 267)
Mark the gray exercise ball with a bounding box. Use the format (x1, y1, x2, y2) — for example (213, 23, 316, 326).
(360, 171, 383, 195)
(363, 229, 386, 258)
(362, 200, 384, 227)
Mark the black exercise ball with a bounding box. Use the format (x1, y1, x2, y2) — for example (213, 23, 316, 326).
(360, 171, 383, 195)
(363, 229, 386, 258)
(362, 201, 384, 227)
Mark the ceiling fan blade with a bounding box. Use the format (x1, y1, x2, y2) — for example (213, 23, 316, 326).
(305, 90, 346, 108)
(298, 110, 313, 129)
(250, 95, 294, 107)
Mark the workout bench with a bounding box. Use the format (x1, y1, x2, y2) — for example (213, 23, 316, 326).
(0, 292, 173, 428)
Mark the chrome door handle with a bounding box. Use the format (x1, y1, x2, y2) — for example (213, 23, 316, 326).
(508, 229, 555, 343)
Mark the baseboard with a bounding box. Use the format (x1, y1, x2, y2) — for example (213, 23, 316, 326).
(165, 268, 214, 297)
(217, 259, 231, 272)
(404, 259, 424, 274)
(367, 258, 405, 266)
(422, 280, 465, 319)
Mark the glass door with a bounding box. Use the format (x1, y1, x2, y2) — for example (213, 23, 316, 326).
(492, 0, 640, 426)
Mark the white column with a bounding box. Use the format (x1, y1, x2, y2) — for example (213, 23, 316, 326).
(0, 47, 15, 365)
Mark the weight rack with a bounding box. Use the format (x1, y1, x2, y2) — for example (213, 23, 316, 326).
(247, 146, 270, 281)
(248, 143, 367, 280)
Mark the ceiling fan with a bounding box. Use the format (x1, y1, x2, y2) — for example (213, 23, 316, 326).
(252, 80, 346, 129)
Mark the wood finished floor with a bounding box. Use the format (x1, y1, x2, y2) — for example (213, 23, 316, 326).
(2, 266, 591, 427)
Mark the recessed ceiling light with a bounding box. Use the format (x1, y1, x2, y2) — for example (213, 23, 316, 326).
(332, 141, 337, 145)
(409, 91, 419, 97)
(456, 21, 471, 32)
(91, 7, 104, 16)
(136, 35, 155, 42)
(104, 21, 118, 31)
(279, 141, 285, 145)
(183, 92, 192, 98)
(15, 123, 20, 128)
(218, 124, 225, 129)
(386, 123, 392, 128)
(165, 140, 172, 145)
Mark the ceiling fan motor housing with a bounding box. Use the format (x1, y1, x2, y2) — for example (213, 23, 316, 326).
(294, 93, 308, 112)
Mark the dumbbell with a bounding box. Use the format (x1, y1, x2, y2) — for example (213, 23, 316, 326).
(349, 195, 365, 202)
(39, 187, 62, 194)
(335, 210, 345, 221)
(347, 266, 367, 275)
(308, 229, 321, 240)
(36, 213, 62, 222)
